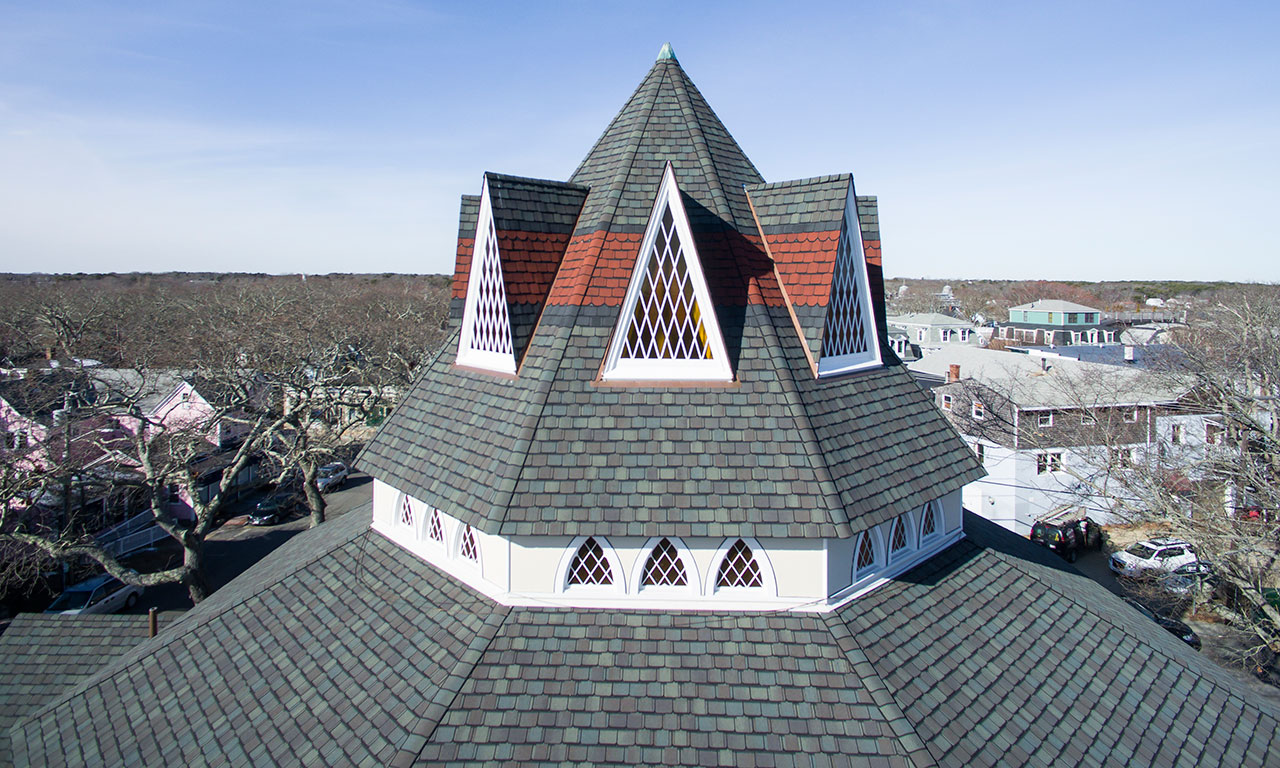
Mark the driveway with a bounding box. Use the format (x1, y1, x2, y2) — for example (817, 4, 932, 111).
(121, 472, 373, 618)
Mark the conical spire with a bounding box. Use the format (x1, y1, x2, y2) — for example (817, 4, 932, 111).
(568, 51, 763, 239)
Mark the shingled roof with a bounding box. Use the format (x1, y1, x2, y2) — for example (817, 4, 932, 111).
(10, 507, 1279, 766)
(358, 47, 982, 540)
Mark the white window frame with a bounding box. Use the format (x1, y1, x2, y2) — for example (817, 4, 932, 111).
(959, 328, 971, 342)
(853, 529, 882, 580)
(601, 163, 732, 382)
(941, 394, 953, 411)
(707, 537, 777, 596)
(888, 511, 916, 560)
(556, 535, 627, 595)
(817, 181, 883, 377)
(456, 178, 517, 374)
(1038, 413, 1054, 428)
(455, 523, 482, 573)
(919, 501, 941, 542)
(916, 329, 926, 342)
(1123, 408, 1139, 423)
(972, 401, 985, 420)
(630, 536, 702, 597)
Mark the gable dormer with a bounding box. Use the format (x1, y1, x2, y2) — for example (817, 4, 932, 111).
(600, 163, 732, 382)
(816, 188, 882, 376)
(454, 174, 588, 374)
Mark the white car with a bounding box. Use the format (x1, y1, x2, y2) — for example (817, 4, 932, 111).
(45, 574, 143, 615)
(1109, 538, 1198, 578)
(317, 462, 349, 493)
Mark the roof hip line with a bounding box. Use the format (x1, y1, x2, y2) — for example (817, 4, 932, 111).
(669, 65, 735, 227)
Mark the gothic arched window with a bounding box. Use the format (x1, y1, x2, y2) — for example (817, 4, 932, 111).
(641, 538, 688, 587)
(716, 539, 763, 588)
(566, 537, 613, 586)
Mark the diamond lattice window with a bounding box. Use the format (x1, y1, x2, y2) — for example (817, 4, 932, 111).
(890, 516, 908, 553)
(921, 503, 938, 538)
(468, 217, 513, 357)
(428, 509, 444, 543)
(566, 537, 613, 586)
(460, 525, 479, 562)
(856, 533, 876, 573)
(399, 496, 414, 528)
(620, 208, 711, 362)
(641, 538, 688, 587)
(716, 539, 763, 588)
(822, 220, 870, 360)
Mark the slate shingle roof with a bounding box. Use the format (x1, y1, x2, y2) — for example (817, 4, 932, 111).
(0, 613, 161, 765)
(11, 508, 1280, 766)
(359, 52, 973, 540)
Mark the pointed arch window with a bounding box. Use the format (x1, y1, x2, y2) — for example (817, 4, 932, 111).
(855, 532, 876, 575)
(716, 539, 763, 588)
(459, 524, 479, 562)
(641, 538, 688, 587)
(457, 179, 516, 374)
(602, 163, 732, 382)
(428, 509, 445, 544)
(889, 515, 909, 554)
(399, 495, 415, 528)
(566, 537, 613, 586)
(920, 501, 939, 540)
(817, 187, 882, 377)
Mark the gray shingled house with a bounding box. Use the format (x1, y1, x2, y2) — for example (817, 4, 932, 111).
(7, 44, 1280, 767)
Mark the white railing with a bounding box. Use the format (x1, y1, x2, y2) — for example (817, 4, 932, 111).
(96, 510, 171, 558)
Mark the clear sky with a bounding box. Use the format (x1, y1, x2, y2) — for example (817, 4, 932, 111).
(1, 1, 1276, 280)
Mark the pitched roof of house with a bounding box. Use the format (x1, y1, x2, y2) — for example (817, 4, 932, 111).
(0, 613, 162, 765)
(1009, 299, 1100, 313)
(887, 313, 973, 328)
(358, 48, 977, 540)
(909, 346, 1191, 408)
(10, 507, 1278, 766)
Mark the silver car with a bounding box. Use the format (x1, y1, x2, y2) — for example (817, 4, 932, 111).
(45, 574, 143, 614)
(317, 462, 349, 493)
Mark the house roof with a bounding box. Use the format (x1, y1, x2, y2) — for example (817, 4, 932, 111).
(358, 48, 979, 540)
(10, 507, 1278, 766)
(887, 313, 972, 328)
(1009, 299, 1100, 313)
(0, 613, 161, 765)
(909, 346, 1191, 408)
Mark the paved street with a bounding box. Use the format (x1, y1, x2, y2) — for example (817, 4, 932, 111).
(120, 473, 373, 619)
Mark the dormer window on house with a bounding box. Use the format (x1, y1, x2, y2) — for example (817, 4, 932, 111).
(428, 509, 445, 544)
(457, 179, 517, 375)
(817, 188, 882, 378)
(920, 502, 939, 539)
(399, 496, 415, 528)
(602, 163, 731, 382)
(641, 538, 688, 587)
(855, 532, 876, 576)
(889, 515, 909, 555)
(459, 525, 479, 562)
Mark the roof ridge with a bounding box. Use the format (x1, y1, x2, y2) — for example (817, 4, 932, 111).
(391, 607, 512, 767)
(822, 614, 940, 766)
(483, 171, 589, 191)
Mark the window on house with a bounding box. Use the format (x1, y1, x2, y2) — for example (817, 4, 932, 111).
(972, 402, 985, 420)
(457, 186, 516, 374)
(959, 329, 970, 342)
(1123, 409, 1138, 423)
(641, 538, 688, 587)
(920, 502, 938, 538)
(460, 525, 479, 562)
(941, 394, 953, 411)
(428, 509, 445, 543)
(818, 209, 880, 376)
(855, 533, 876, 574)
(716, 539, 762, 588)
(941, 329, 953, 342)
(1114, 448, 1133, 468)
(974, 442, 985, 464)
(889, 516, 909, 554)
(917, 329, 926, 342)
(1068, 313, 1079, 323)
(1036, 453, 1063, 474)
(1206, 423, 1222, 445)
(1047, 312, 1055, 323)
(1038, 413, 1053, 428)
(567, 537, 613, 586)
(1171, 424, 1182, 445)
(399, 496, 414, 528)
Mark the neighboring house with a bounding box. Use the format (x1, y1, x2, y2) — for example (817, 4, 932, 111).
(996, 298, 1118, 346)
(886, 326, 917, 361)
(886, 312, 980, 356)
(910, 346, 1212, 534)
(9, 45, 1280, 768)
(1012, 343, 1180, 370)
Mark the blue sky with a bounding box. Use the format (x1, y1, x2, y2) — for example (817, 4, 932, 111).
(1, 1, 1276, 280)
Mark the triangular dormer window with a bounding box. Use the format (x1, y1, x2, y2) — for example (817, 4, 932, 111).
(817, 186, 882, 377)
(602, 163, 732, 382)
(457, 178, 516, 374)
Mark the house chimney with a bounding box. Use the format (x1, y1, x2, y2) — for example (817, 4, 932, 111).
(947, 364, 960, 383)
(1123, 345, 1136, 364)
(1040, 357, 1049, 371)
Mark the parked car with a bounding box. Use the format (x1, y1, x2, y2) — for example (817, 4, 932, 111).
(1123, 597, 1202, 650)
(1029, 511, 1102, 562)
(1159, 561, 1217, 596)
(45, 574, 142, 615)
(1109, 538, 1198, 578)
(317, 462, 349, 493)
(249, 487, 301, 526)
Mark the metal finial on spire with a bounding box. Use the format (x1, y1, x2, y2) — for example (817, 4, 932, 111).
(657, 42, 677, 62)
